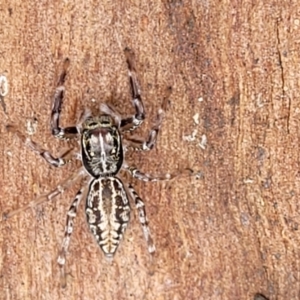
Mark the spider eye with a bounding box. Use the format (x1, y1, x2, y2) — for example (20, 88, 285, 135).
(87, 122, 98, 127)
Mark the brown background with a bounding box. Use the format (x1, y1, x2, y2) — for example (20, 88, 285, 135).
(0, 0, 300, 299)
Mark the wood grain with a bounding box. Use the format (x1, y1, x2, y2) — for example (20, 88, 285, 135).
(1, 1, 300, 299)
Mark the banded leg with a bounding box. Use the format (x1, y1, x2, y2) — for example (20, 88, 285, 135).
(57, 185, 87, 288)
(51, 58, 79, 139)
(124, 87, 171, 151)
(7, 125, 77, 167)
(121, 48, 145, 132)
(127, 184, 155, 254)
(123, 164, 192, 182)
(3, 167, 86, 220)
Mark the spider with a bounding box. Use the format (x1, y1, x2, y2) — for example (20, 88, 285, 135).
(6, 48, 188, 286)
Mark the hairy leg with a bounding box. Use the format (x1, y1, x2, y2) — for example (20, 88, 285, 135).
(123, 163, 193, 182)
(121, 48, 145, 132)
(3, 168, 86, 220)
(127, 184, 155, 254)
(7, 125, 78, 167)
(57, 184, 89, 287)
(51, 58, 79, 139)
(123, 87, 171, 151)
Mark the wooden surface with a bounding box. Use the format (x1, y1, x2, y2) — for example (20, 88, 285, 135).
(1, 1, 300, 299)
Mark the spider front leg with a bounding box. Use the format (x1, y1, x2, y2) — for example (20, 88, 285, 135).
(51, 58, 80, 139)
(7, 125, 77, 167)
(121, 48, 145, 132)
(127, 184, 155, 254)
(57, 185, 88, 288)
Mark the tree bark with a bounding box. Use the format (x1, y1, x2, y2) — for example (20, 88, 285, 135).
(1, 1, 299, 299)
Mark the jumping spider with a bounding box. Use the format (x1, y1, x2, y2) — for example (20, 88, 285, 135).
(6, 48, 188, 286)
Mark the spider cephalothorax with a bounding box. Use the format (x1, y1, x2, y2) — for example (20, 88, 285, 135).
(6, 48, 178, 287)
(81, 115, 123, 177)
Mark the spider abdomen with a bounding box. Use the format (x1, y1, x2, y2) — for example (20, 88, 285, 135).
(85, 177, 131, 257)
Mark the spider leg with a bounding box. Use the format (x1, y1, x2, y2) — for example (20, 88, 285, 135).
(7, 125, 78, 167)
(51, 58, 79, 139)
(3, 167, 86, 220)
(123, 109, 163, 151)
(123, 164, 193, 182)
(123, 88, 171, 151)
(121, 48, 145, 132)
(57, 184, 88, 288)
(127, 184, 155, 254)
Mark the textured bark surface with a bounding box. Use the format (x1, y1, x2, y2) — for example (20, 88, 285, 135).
(1, 1, 300, 299)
